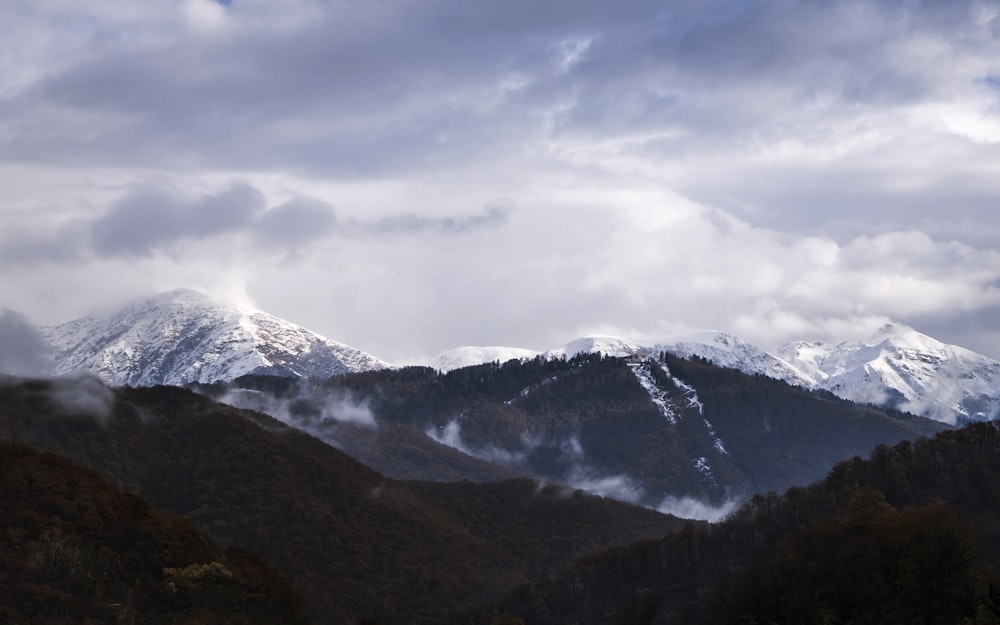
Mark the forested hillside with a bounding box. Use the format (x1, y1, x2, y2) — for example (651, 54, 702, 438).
(207, 353, 946, 509)
(482, 421, 1000, 625)
(0, 377, 684, 624)
(0, 442, 308, 625)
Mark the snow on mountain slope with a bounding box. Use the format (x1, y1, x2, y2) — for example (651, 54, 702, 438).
(651, 331, 816, 387)
(40, 289, 390, 386)
(627, 360, 678, 425)
(431, 346, 542, 372)
(443, 327, 1000, 425)
(541, 332, 810, 385)
(778, 323, 1000, 425)
(46, 289, 989, 425)
(439, 333, 802, 383)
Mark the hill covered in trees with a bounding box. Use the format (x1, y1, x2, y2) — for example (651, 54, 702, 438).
(0, 355, 975, 625)
(0, 442, 308, 625)
(0, 376, 685, 624)
(480, 421, 1000, 624)
(204, 352, 947, 512)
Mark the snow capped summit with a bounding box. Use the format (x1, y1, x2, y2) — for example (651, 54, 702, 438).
(41, 289, 390, 386)
(422, 326, 1000, 425)
(541, 328, 1000, 425)
(34, 288, 1000, 425)
(778, 325, 1000, 424)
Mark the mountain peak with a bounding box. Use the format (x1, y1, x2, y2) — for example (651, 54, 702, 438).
(40, 290, 390, 386)
(779, 326, 1000, 424)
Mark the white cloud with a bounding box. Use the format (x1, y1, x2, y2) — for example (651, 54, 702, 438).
(183, 0, 228, 31)
(1, 0, 1000, 361)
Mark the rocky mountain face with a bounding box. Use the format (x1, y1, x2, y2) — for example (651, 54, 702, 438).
(38, 289, 390, 386)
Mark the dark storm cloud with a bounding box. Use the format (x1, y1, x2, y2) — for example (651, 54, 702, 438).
(89, 182, 265, 256)
(0, 310, 51, 377)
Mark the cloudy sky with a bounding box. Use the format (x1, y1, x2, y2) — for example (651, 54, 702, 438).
(2, 0, 1000, 363)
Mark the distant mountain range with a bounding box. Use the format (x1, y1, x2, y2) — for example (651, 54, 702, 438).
(10, 288, 1000, 424)
(435, 327, 1000, 426)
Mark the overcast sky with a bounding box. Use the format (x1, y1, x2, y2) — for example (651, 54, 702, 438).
(2, 0, 1000, 363)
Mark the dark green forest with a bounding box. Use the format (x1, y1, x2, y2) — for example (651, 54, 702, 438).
(484, 422, 1000, 625)
(205, 352, 945, 506)
(0, 378, 684, 624)
(0, 443, 308, 625)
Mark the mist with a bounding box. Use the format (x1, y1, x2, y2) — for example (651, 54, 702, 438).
(428, 424, 650, 505)
(0, 309, 52, 377)
(426, 418, 527, 465)
(48, 372, 116, 423)
(657, 495, 743, 523)
(219, 381, 377, 443)
(565, 468, 646, 505)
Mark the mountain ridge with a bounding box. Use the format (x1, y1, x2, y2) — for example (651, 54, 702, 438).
(8, 290, 1000, 424)
(430, 327, 1000, 425)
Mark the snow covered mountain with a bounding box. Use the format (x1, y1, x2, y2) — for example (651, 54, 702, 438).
(40, 289, 390, 386)
(778, 323, 1000, 425)
(27, 287, 1000, 423)
(428, 328, 1000, 425)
